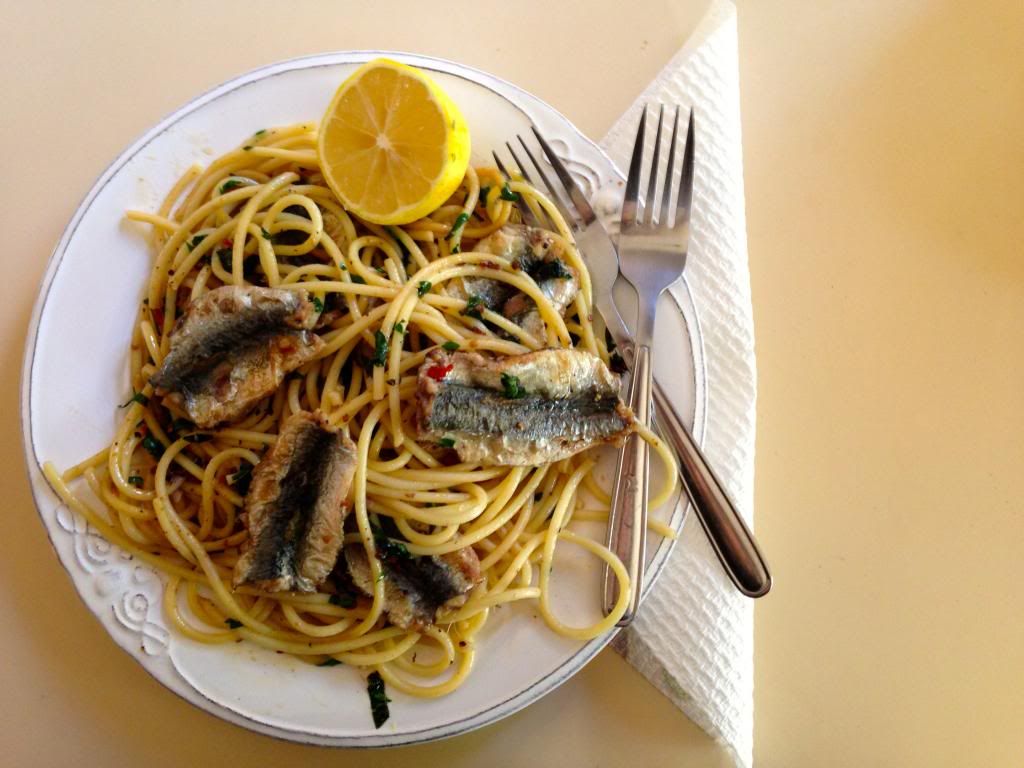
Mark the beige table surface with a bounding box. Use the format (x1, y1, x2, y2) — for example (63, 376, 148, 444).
(2, 1, 1021, 766)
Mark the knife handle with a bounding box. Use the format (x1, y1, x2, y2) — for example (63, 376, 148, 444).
(651, 377, 772, 597)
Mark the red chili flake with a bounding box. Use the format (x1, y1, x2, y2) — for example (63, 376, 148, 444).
(480, 260, 500, 270)
(222, 239, 233, 247)
(425, 364, 453, 381)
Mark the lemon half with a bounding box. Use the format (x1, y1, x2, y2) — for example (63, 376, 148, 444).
(317, 58, 471, 225)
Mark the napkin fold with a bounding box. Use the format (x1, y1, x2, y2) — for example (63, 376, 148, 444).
(601, 2, 756, 766)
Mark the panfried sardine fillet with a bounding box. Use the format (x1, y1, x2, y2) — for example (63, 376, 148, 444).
(457, 224, 580, 340)
(416, 348, 634, 466)
(233, 411, 357, 593)
(345, 542, 482, 630)
(150, 286, 323, 427)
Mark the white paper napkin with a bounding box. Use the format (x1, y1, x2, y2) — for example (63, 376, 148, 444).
(601, 2, 756, 766)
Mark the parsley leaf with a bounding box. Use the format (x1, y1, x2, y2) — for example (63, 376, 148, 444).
(228, 463, 253, 494)
(186, 234, 207, 252)
(478, 186, 490, 209)
(393, 320, 405, 335)
(372, 523, 412, 561)
(253, 129, 267, 138)
(219, 179, 245, 194)
(182, 433, 212, 443)
(351, 274, 366, 285)
(119, 391, 149, 408)
(367, 672, 391, 729)
(441, 341, 460, 352)
(311, 296, 324, 313)
(142, 435, 164, 459)
(328, 592, 356, 609)
(225, 618, 243, 629)
(501, 372, 526, 399)
(438, 437, 456, 449)
(499, 183, 520, 202)
(535, 257, 573, 281)
(371, 330, 389, 367)
(445, 212, 470, 240)
(260, 227, 272, 240)
(417, 280, 432, 297)
(463, 294, 484, 319)
(127, 475, 144, 487)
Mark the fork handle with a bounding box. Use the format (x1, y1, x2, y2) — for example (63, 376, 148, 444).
(651, 378, 772, 598)
(604, 344, 652, 625)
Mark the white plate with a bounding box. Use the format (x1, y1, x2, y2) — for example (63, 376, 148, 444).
(20, 51, 706, 746)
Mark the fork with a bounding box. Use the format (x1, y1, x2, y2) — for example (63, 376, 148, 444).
(493, 119, 772, 610)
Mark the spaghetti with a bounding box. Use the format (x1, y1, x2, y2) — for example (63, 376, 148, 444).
(44, 123, 678, 700)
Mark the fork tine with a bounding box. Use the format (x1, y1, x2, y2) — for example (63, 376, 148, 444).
(505, 142, 534, 185)
(492, 150, 513, 181)
(506, 142, 555, 229)
(676, 108, 695, 229)
(659, 107, 680, 225)
(493, 150, 540, 228)
(530, 126, 595, 224)
(621, 106, 647, 230)
(644, 105, 664, 226)
(515, 136, 577, 231)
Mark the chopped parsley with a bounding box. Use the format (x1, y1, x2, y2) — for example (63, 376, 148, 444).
(535, 257, 573, 281)
(242, 145, 253, 151)
(182, 432, 212, 443)
(393, 320, 405, 335)
(367, 672, 391, 729)
(127, 475, 144, 487)
(260, 227, 272, 240)
(446, 212, 470, 240)
(218, 178, 246, 194)
(317, 658, 343, 667)
(499, 182, 520, 202)
(311, 296, 324, 313)
(142, 435, 164, 458)
(417, 280, 432, 297)
(225, 618, 243, 629)
(371, 330, 389, 367)
(214, 247, 232, 268)
(501, 372, 526, 399)
(119, 391, 149, 408)
(478, 186, 490, 209)
(351, 274, 366, 285)
(253, 128, 267, 138)
(438, 436, 456, 449)
(328, 592, 356, 609)
(374, 534, 411, 562)
(441, 341, 460, 351)
(186, 234, 207, 252)
(447, 211, 470, 252)
(463, 294, 484, 319)
(228, 463, 253, 494)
